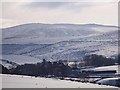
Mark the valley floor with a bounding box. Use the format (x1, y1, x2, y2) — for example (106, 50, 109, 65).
(0, 74, 117, 88)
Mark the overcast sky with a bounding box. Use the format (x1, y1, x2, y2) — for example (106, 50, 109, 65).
(0, 0, 119, 28)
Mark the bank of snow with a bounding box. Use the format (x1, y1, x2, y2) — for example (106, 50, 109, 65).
(1, 74, 117, 88)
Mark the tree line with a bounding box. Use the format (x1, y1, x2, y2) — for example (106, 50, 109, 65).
(0, 54, 119, 78)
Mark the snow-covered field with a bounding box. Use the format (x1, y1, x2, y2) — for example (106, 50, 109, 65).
(0, 55, 42, 69)
(82, 65, 120, 73)
(0, 55, 41, 65)
(0, 74, 117, 88)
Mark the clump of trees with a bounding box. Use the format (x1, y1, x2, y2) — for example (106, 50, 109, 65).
(11, 59, 72, 77)
(83, 54, 118, 67)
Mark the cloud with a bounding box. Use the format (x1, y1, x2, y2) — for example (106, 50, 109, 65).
(24, 2, 95, 11)
(1, 1, 118, 28)
(26, 2, 70, 9)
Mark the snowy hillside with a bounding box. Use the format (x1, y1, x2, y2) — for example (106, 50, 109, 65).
(1, 23, 118, 62)
(2, 23, 117, 44)
(2, 30, 118, 61)
(1, 40, 118, 62)
(1, 74, 117, 88)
